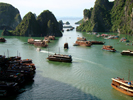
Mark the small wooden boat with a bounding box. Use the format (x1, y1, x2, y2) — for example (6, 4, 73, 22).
(111, 77, 133, 96)
(0, 37, 6, 42)
(47, 54, 72, 62)
(64, 43, 69, 49)
(121, 50, 133, 56)
(102, 45, 116, 52)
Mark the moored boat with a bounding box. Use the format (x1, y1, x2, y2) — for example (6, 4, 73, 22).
(0, 37, 6, 42)
(90, 41, 105, 45)
(28, 38, 42, 44)
(121, 50, 133, 56)
(44, 36, 55, 40)
(74, 37, 92, 47)
(47, 54, 72, 62)
(34, 41, 48, 47)
(102, 45, 116, 52)
(111, 77, 133, 96)
(77, 37, 87, 41)
(75, 41, 92, 47)
(28, 38, 35, 44)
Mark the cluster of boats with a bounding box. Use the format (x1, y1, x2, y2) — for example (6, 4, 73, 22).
(0, 55, 36, 97)
(96, 34, 119, 39)
(28, 36, 55, 48)
(73, 37, 104, 47)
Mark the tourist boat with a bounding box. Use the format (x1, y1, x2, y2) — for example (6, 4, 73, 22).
(0, 90, 7, 97)
(47, 54, 72, 62)
(90, 41, 105, 45)
(121, 50, 133, 56)
(34, 41, 48, 47)
(74, 37, 92, 47)
(0, 81, 19, 93)
(111, 77, 133, 96)
(0, 72, 25, 85)
(77, 37, 87, 41)
(75, 41, 92, 47)
(28, 38, 35, 44)
(44, 36, 55, 40)
(102, 45, 116, 52)
(28, 38, 42, 44)
(0, 37, 6, 42)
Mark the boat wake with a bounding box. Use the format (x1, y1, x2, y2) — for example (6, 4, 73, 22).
(40, 50, 54, 54)
(73, 57, 103, 67)
(40, 50, 103, 67)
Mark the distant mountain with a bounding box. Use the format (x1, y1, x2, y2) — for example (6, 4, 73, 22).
(0, 3, 22, 30)
(76, 0, 133, 34)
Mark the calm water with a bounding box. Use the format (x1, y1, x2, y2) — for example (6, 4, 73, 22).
(0, 18, 133, 100)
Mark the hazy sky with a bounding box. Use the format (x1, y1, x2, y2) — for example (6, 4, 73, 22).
(0, 0, 114, 18)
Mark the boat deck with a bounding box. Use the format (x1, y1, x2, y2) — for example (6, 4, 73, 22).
(112, 77, 133, 87)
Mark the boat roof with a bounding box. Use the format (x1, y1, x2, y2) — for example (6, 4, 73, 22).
(51, 54, 71, 58)
(112, 78, 133, 87)
(34, 39, 42, 42)
(122, 50, 131, 52)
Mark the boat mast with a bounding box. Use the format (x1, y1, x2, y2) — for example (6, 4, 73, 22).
(48, 47, 49, 56)
(59, 47, 60, 54)
(7, 49, 9, 58)
(128, 70, 130, 81)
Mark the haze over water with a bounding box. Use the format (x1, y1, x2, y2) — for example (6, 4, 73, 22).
(0, 18, 133, 100)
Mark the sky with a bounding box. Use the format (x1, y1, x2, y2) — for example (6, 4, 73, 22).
(0, 0, 114, 18)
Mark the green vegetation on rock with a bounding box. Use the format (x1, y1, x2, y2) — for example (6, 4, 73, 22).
(0, 2, 21, 30)
(2, 10, 62, 37)
(76, 0, 133, 35)
(37, 10, 62, 36)
(12, 12, 41, 36)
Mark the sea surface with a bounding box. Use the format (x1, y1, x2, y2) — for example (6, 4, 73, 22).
(0, 18, 133, 100)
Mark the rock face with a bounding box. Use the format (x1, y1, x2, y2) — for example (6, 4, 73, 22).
(3, 10, 63, 37)
(37, 10, 62, 37)
(76, 0, 133, 34)
(111, 0, 133, 34)
(0, 3, 21, 30)
(12, 12, 41, 36)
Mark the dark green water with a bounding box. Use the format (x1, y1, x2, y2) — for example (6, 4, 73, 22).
(0, 19, 133, 100)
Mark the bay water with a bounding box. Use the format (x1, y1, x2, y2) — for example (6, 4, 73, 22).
(0, 18, 133, 100)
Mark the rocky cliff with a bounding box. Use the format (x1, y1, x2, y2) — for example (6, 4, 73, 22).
(3, 10, 63, 37)
(0, 3, 21, 30)
(76, 0, 133, 34)
(37, 10, 62, 36)
(111, 0, 133, 34)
